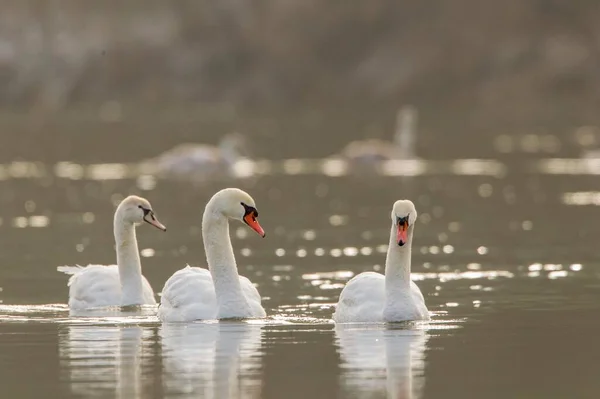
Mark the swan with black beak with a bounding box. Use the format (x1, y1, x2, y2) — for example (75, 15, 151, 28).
(333, 199, 429, 323)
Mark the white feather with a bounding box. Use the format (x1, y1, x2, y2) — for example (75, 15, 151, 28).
(159, 188, 266, 322)
(57, 196, 163, 310)
(333, 199, 429, 323)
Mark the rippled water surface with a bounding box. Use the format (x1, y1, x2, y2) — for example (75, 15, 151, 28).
(0, 119, 599, 399)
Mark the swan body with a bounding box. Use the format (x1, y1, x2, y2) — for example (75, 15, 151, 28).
(157, 266, 263, 321)
(57, 265, 157, 310)
(333, 200, 429, 323)
(340, 106, 418, 163)
(57, 196, 166, 309)
(159, 188, 266, 322)
(146, 133, 249, 181)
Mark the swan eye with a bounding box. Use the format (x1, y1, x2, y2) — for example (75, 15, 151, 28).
(240, 202, 258, 218)
(138, 205, 151, 216)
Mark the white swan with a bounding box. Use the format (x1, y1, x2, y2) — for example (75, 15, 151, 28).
(57, 196, 167, 309)
(158, 188, 266, 322)
(333, 200, 429, 323)
(340, 106, 418, 163)
(145, 132, 249, 182)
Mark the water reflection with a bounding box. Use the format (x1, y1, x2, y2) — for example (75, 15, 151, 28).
(59, 324, 153, 398)
(160, 322, 264, 398)
(335, 325, 428, 399)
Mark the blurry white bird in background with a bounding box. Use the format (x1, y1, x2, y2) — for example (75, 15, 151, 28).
(142, 132, 252, 183)
(339, 105, 418, 163)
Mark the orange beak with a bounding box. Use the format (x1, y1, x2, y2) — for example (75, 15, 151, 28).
(244, 214, 266, 238)
(397, 219, 408, 246)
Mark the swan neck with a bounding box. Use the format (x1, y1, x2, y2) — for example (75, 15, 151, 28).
(394, 108, 416, 158)
(114, 217, 144, 305)
(202, 204, 249, 314)
(385, 223, 413, 292)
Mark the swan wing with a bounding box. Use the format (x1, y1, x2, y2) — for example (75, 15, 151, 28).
(158, 266, 218, 322)
(341, 140, 395, 161)
(154, 144, 224, 175)
(410, 280, 425, 303)
(333, 272, 386, 323)
(56, 265, 84, 278)
(141, 275, 157, 305)
(409, 280, 430, 320)
(57, 264, 121, 309)
(239, 275, 266, 317)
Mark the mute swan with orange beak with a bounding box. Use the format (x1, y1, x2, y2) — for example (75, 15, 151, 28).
(333, 200, 429, 323)
(158, 188, 266, 322)
(57, 196, 167, 309)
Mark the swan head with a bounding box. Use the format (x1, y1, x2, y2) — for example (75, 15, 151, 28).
(211, 188, 265, 237)
(391, 200, 417, 246)
(116, 195, 167, 231)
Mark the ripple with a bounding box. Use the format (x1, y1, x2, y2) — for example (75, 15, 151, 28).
(536, 158, 600, 175)
(562, 191, 600, 206)
(0, 304, 160, 324)
(303, 271, 355, 280)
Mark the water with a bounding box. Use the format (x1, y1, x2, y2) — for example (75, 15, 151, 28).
(0, 117, 599, 399)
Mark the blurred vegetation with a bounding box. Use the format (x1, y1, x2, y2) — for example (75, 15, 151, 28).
(1, 0, 600, 128)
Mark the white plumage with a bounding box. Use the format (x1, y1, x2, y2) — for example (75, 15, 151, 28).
(333, 272, 428, 323)
(143, 133, 249, 182)
(339, 106, 418, 164)
(333, 200, 429, 323)
(159, 188, 266, 322)
(57, 265, 156, 309)
(57, 196, 166, 310)
(158, 266, 263, 322)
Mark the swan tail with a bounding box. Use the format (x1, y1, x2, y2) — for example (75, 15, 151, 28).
(57, 265, 83, 275)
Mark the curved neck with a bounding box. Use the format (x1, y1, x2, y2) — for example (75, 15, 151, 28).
(393, 108, 416, 158)
(202, 204, 249, 316)
(385, 223, 413, 294)
(114, 216, 144, 306)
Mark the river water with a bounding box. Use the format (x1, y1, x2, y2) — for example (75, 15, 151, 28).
(0, 114, 598, 398)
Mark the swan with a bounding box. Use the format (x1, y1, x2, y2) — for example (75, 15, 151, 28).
(158, 188, 266, 322)
(340, 106, 418, 163)
(333, 200, 429, 323)
(144, 132, 249, 182)
(57, 196, 167, 309)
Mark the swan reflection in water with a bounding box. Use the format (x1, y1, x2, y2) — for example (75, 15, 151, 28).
(59, 324, 153, 398)
(160, 321, 264, 398)
(335, 324, 428, 399)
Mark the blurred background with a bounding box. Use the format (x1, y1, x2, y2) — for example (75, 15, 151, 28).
(1, 1, 600, 398)
(2, 0, 600, 161)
